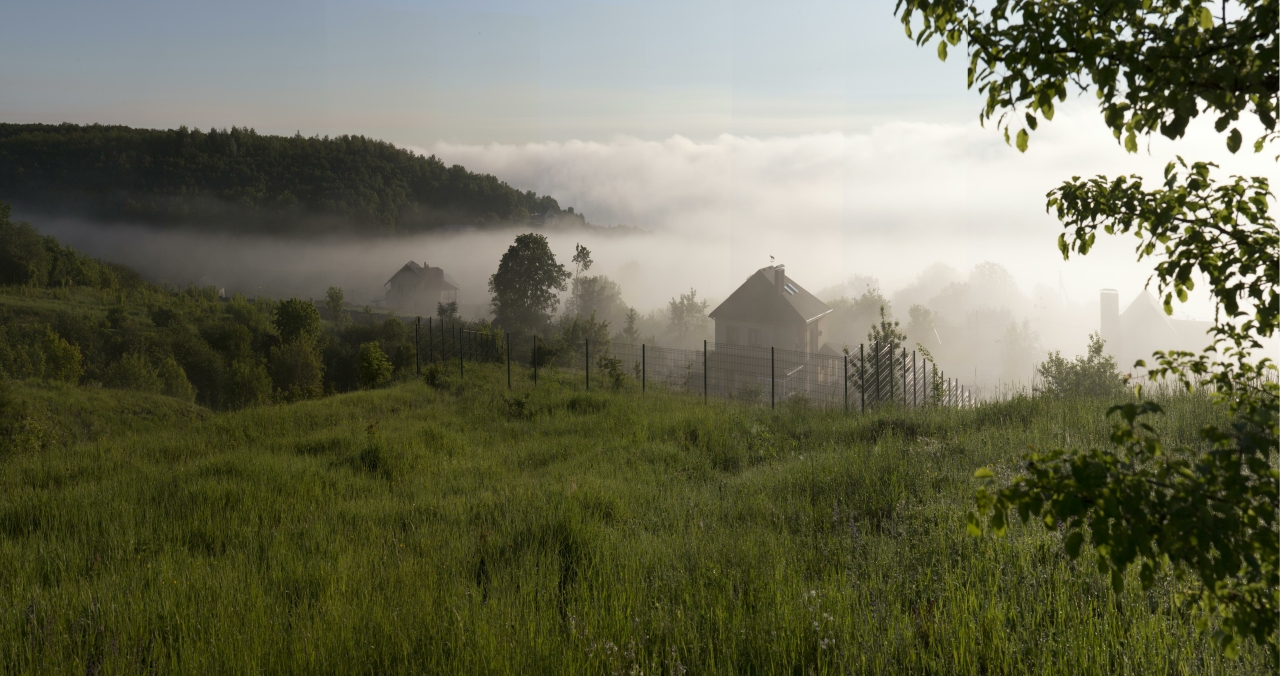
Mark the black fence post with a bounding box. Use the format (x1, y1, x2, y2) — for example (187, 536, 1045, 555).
(889, 342, 896, 403)
(534, 336, 538, 386)
(770, 346, 775, 409)
(506, 333, 511, 389)
(428, 317, 433, 362)
(902, 349, 907, 406)
(859, 344, 865, 414)
(843, 354, 848, 413)
(459, 326, 464, 379)
(415, 317, 420, 376)
(912, 351, 917, 407)
(641, 344, 646, 394)
(703, 339, 708, 401)
(874, 341, 880, 405)
(585, 338, 590, 391)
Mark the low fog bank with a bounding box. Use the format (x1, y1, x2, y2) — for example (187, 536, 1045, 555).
(28, 213, 1172, 395)
(22, 106, 1265, 394)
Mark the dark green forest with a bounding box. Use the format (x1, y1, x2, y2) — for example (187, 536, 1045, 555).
(0, 123, 587, 234)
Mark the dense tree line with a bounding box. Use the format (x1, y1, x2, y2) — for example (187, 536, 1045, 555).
(0, 123, 586, 234)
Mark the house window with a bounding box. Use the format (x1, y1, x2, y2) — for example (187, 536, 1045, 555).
(748, 328, 762, 346)
(727, 326, 740, 345)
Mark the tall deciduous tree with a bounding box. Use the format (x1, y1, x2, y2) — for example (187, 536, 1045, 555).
(896, 0, 1277, 656)
(666, 289, 710, 347)
(488, 233, 571, 335)
(273, 299, 322, 346)
(325, 286, 349, 329)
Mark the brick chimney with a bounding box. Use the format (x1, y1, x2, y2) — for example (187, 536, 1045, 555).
(775, 264, 786, 295)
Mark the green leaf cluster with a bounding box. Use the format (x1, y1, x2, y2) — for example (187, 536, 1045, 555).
(896, 0, 1278, 153)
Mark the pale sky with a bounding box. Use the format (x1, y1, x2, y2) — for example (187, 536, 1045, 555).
(1, 0, 974, 143)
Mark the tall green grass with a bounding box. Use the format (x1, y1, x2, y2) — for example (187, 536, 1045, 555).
(0, 364, 1269, 674)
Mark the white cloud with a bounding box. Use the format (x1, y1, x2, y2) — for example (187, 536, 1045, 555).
(416, 103, 1269, 323)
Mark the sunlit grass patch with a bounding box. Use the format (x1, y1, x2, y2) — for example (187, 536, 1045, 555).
(0, 364, 1267, 674)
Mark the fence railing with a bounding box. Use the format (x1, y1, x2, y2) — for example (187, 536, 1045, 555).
(411, 317, 975, 410)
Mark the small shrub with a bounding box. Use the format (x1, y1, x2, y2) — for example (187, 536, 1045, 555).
(38, 327, 82, 383)
(1036, 332, 1125, 398)
(156, 355, 196, 402)
(503, 393, 535, 420)
(0, 324, 81, 383)
(734, 382, 764, 403)
(0, 377, 23, 442)
(148, 305, 181, 329)
(596, 353, 626, 390)
(225, 358, 272, 409)
(357, 421, 404, 481)
(104, 352, 163, 393)
(357, 342, 393, 389)
(270, 340, 324, 402)
(564, 394, 608, 414)
(422, 362, 444, 387)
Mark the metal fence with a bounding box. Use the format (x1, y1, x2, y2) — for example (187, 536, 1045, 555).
(410, 317, 974, 410)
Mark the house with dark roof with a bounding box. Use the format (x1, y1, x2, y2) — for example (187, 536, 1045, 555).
(384, 261, 458, 317)
(708, 264, 833, 353)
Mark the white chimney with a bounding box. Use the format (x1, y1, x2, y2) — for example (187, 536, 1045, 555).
(1100, 289, 1122, 360)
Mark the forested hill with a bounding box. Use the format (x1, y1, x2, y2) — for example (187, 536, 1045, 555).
(0, 123, 588, 235)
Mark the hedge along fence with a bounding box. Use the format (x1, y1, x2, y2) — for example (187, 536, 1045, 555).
(410, 317, 975, 411)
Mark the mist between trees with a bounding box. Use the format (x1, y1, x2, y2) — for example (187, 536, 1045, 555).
(10, 209, 1136, 402)
(486, 240, 1110, 402)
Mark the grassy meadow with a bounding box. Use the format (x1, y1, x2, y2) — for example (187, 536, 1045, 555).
(0, 363, 1272, 674)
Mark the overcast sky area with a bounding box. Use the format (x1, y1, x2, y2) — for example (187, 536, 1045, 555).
(3, 0, 1273, 354)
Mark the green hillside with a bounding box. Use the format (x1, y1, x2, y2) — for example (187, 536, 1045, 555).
(0, 123, 585, 234)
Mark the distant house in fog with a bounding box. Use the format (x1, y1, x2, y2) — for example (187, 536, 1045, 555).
(383, 261, 458, 317)
(1100, 289, 1213, 369)
(709, 264, 832, 353)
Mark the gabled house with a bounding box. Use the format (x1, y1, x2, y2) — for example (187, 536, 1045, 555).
(384, 261, 458, 317)
(708, 264, 832, 353)
(1100, 289, 1212, 370)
